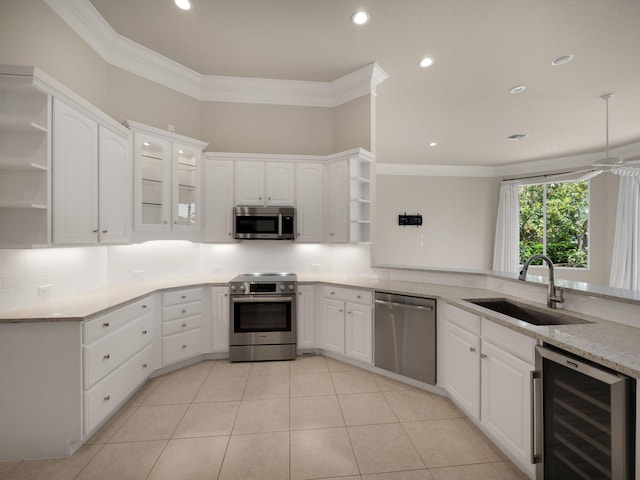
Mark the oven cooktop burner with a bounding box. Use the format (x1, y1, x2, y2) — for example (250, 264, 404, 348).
(231, 272, 297, 282)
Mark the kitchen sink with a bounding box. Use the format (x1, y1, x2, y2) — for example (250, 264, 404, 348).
(463, 298, 592, 326)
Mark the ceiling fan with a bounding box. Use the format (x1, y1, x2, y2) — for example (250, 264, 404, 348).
(580, 93, 640, 179)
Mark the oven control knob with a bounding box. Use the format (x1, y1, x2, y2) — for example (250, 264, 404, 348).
(231, 285, 237, 291)
(280, 284, 285, 291)
(240, 285, 246, 291)
(288, 284, 294, 291)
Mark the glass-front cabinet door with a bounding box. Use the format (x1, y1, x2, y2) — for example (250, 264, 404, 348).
(134, 132, 171, 231)
(172, 143, 200, 231)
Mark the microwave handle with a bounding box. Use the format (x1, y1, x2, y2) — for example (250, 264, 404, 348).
(278, 214, 282, 237)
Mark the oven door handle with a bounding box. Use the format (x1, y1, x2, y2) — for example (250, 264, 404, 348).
(231, 296, 294, 303)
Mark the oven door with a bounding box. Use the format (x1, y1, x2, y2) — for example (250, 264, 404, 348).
(230, 295, 296, 345)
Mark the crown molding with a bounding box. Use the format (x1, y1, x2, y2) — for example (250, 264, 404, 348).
(44, 0, 387, 107)
(377, 141, 640, 178)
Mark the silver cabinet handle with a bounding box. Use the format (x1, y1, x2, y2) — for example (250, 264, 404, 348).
(181, 323, 187, 328)
(142, 363, 148, 368)
(181, 309, 187, 314)
(102, 229, 108, 234)
(142, 305, 148, 309)
(531, 370, 541, 464)
(338, 309, 343, 313)
(142, 330, 148, 335)
(92, 229, 98, 233)
(102, 322, 110, 328)
(181, 295, 187, 299)
(103, 354, 110, 360)
(182, 344, 187, 349)
(469, 347, 476, 353)
(103, 395, 110, 402)
(480, 353, 487, 359)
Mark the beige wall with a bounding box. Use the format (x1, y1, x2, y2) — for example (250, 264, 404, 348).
(332, 95, 371, 152)
(200, 101, 333, 154)
(0, 0, 108, 109)
(374, 175, 499, 270)
(106, 66, 201, 139)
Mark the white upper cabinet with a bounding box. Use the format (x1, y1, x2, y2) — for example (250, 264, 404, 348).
(52, 98, 99, 244)
(134, 132, 171, 231)
(0, 69, 51, 248)
(295, 163, 323, 243)
(325, 150, 373, 244)
(98, 126, 132, 244)
(127, 121, 208, 241)
(234, 160, 294, 206)
(172, 143, 200, 232)
(203, 158, 234, 243)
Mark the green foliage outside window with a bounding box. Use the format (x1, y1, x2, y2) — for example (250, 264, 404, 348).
(519, 181, 589, 268)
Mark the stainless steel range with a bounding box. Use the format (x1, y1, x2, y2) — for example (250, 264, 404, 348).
(229, 273, 297, 362)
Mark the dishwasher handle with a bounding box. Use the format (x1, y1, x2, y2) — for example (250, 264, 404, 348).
(374, 299, 433, 311)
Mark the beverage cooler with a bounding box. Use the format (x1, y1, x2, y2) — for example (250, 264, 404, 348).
(534, 345, 635, 479)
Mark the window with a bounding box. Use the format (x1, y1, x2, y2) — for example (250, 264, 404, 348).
(519, 180, 589, 268)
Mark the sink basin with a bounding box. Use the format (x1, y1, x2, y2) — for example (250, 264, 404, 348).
(464, 298, 591, 326)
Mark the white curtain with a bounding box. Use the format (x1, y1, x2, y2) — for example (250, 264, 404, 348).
(609, 169, 640, 290)
(492, 180, 520, 272)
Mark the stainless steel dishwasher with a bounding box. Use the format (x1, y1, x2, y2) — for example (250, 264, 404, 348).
(374, 292, 436, 385)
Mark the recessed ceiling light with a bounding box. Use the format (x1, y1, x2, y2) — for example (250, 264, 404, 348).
(507, 134, 528, 141)
(509, 85, 526, 94)
(143, 142, 150, 146)
(428, 142, 438, 147)
(175, 0, 192, 11)
(351, 10, 369, 25)
(419, 57, 434, 68)
(552, 53, 574, 66)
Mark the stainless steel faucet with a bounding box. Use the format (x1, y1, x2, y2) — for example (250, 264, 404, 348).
(518, 254, 565, 309)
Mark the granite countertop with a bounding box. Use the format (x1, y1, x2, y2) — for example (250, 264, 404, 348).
(2, 274, 639, 379)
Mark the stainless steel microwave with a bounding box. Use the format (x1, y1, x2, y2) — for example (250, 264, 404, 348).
(233, 206, 296, 240)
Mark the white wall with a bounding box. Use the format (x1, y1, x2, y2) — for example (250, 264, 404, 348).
(374, 174, 499, 270)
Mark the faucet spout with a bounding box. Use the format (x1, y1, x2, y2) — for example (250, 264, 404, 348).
(518, 254, 565, 309)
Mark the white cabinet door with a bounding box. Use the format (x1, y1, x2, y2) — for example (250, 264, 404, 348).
(296, 163, 323, 242)
(133, 132, 171, 231)
(204, 159, 234, 242)
(235, 161, 265, 206)
(297, 285, 315, 349)
(345, 302, 372, 364)
(481, 339, 535, 477)
(322, 298, 345, 355)
(265, 162, 294, 206)
(443, 320, 480, 420)
(172, 143, 201, 233)
(211, 286, 230, 353)
(53, 98, 98, 244)
(326, 160, 349, 242)
(98, 126, 131, 244)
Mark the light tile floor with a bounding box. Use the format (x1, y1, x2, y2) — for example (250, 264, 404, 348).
(0, 355, 529, 480)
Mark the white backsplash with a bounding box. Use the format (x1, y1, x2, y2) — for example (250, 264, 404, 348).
(0, 242, 373, 313)
(0, 247, 108, 313)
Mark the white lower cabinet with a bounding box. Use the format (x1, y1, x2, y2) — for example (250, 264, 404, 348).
(321, 287, 372, 364)
(440, 301, 536, 478)
(84, 344, 152, 434)
(297, 285, 316, 349)
(210, 286, 230, 353)
(161, 287, 203, 366)
(82, 295, 154, 436)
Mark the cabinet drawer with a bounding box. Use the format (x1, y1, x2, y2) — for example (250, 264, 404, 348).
(84, 312, 153, 389)
(162, 328, 202, 366)
(84, 343, 152, 435)
(481, 319, 537, 365)
(439, 302, 480, 335)
(162, 314, 202, 336)
(162, 288, 203, 306)
(84, 296, 153, 344)
(162, 301, 202, 322)
(323, 286, 371, 304)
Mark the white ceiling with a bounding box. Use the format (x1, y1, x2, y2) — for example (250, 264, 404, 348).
(88, 0, 640, 166)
